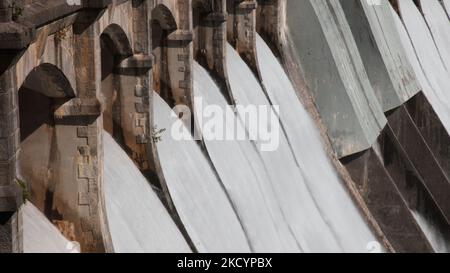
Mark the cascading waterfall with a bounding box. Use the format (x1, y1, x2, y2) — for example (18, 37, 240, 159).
(394, 0, 450, 133)
(152, 92, 250, 253)
(22, 202, 76, 253)
(103, 131, 190, 253)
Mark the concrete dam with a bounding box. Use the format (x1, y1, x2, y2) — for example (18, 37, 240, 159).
(0, 0, 449, 253)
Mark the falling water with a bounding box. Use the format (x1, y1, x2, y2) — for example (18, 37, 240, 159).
(445, 0, 450, 16)
(103, 131, 190, 253)
(395, 0, 450, 133)
(192, 39, 377, 251)
(193, 62, 300, 252)
(223, 49, 343, 252)
(421, 0, 450, 72)
(254, 34, 378, 252)
(225, 36, 377, 252)
(392, 2, 450, 252)
(153, 92, 250, 253)
(22, 202, 76, 253)
(412, 211, 450, 253)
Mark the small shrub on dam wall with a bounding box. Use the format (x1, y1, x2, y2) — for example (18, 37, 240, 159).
(55, 27, 69, 41)
(16, 177, 29, 204)
(152, 126, 166, 143)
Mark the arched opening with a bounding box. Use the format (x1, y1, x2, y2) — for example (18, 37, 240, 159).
(100, 24, 133, 147)
(151, 4, 177, 107)
(100, 24, 162, 188)
(192, 0, 212, 65)
(18, 63, 74, 240)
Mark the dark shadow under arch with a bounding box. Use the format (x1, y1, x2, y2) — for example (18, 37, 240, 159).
(100, 24, 133, 146)
(100, 24, 133, 80)
(19, 63, 74, 141)
(192, 0, 213, 64)
(18, 63, 73, 232)
(151, 4, 178, 107)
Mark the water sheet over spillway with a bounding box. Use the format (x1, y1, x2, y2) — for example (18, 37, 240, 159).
(444, 0, 450, 16)
(253, 34, 378, 252)
(225, 44, 345, 252)
(153, 92, 250, 253)
(193, 62, 300, 252)
(103, 131, 190, 253)
(394, 0, 450, 133)
(193, 39, 380, 251)
(22, 202, 75, 253)
(421, 0, 450, 71)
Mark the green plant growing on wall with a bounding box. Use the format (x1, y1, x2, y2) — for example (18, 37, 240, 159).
(16, 177, 29, 204)
(152, 125, 166, 143)
(9, 1, 23, 21)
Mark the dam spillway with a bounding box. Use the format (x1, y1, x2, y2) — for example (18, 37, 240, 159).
(103, 131, 190, 253)
(0, 0, 449, 253)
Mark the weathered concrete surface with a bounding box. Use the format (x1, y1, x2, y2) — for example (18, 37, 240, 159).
(151, 1, 194, 114)
(420, 0, 450, 72)
(256, 0, 285, 57)
(100, 18, 154, 183)
(385, 105, 450, 227)
(0, 212, 20, 253)
(376, 118, 450, 252)
(342, 0, 450, 243)
(17, 66, 106, 253)
(406, 93, 450, 182)
(227, 0, 260, 78)
(4, 1, 142, 252)
(388, 3, 450, 179)
(341, 0, 419, 112)
(286, 0, 386, 158)
(0, 70, 21, 214)
(341, 143, 434, 253)
(192, 0, 235, 104)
